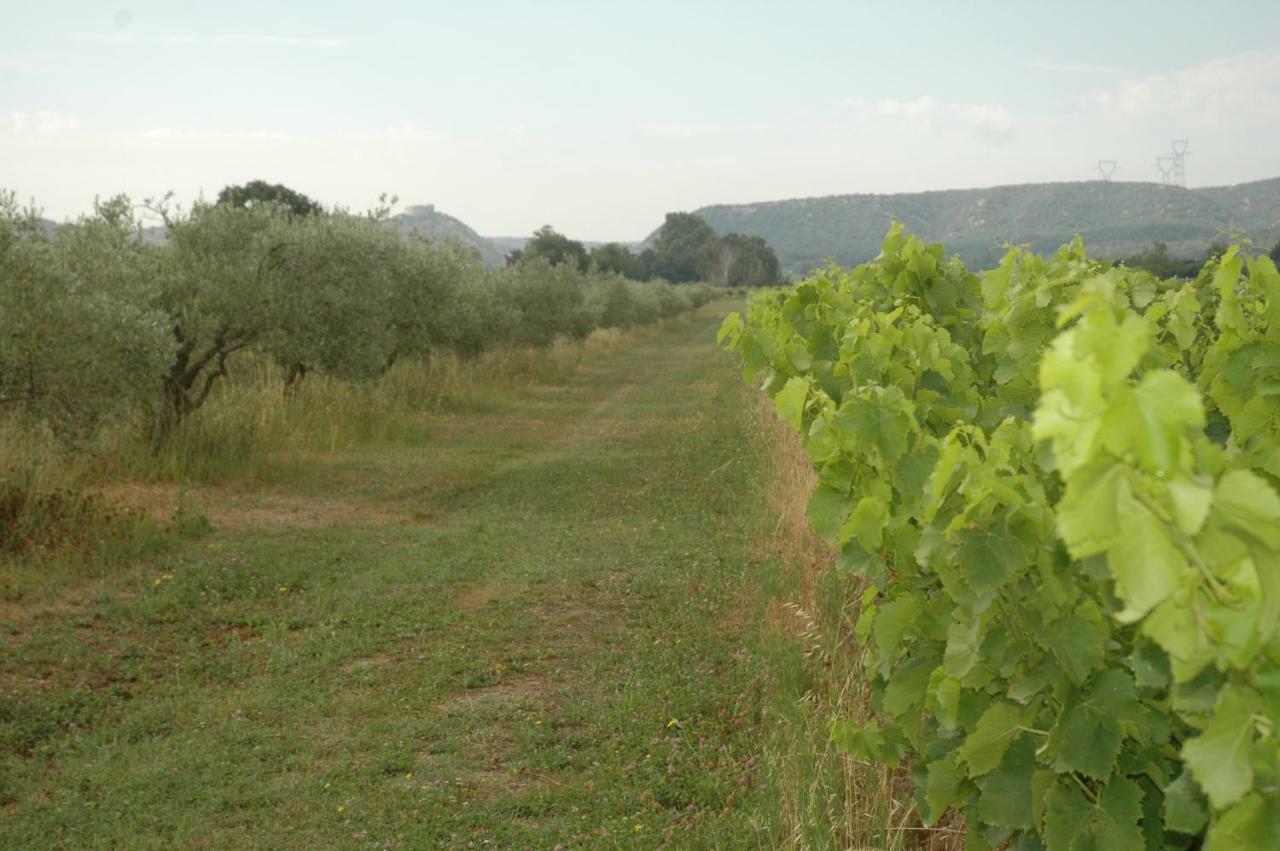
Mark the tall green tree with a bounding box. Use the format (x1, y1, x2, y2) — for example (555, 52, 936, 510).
(1270, 237, 1280, 264)
(650, 212, 718, 283)
(701, 233, 780, 286)
(520, 225, 588, 272)
(588, 242, 641, 278)
(216, 180, 323, 217)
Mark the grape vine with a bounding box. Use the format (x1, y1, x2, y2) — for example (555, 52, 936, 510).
(721, 224, 1280, 849)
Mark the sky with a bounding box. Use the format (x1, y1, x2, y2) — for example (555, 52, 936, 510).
(2, 0, 1278, 241)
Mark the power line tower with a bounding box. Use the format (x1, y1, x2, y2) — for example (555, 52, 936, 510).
(1156, 154, 1177, 185)
(1169, 139, 1190, 187)
(1097, 160, 1118, 181)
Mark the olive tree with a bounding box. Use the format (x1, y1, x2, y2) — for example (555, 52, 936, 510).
(498, 258, 594, 346)
(0, 193, 170, 436)
(264, 212, 401, 389)
(385, 237, 490, 364)
(150, 200, 294, 436)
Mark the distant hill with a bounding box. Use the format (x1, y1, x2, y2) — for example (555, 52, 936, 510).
(396, 204, 509, 267)
(676, 178, 1280, 277)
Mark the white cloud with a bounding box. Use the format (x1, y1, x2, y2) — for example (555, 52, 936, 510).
(11, 111, 80, 135)
(952, 103, 1017, 145)
(1093, 49, 1280, 119)
(877, 95, 937, 122)
(872, 96, 1016, 145)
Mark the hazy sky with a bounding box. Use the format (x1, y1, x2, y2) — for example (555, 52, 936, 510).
(3, 1, 1278, 240)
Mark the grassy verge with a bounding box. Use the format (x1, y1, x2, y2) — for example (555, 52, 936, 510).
(752, 393, 963, 850)
(1, 303, 801, 848)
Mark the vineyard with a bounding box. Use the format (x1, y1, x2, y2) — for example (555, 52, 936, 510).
(721, 224, 1280, 849)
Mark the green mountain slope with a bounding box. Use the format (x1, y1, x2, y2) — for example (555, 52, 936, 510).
(688, 178, 1280, 276)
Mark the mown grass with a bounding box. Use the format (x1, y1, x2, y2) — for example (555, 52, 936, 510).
(1, 304, 808, 848)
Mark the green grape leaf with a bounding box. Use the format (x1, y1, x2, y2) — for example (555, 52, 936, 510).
(832, 391, 911, 464)
(1143, 588, 1215, 684)
(1163, 770, 1208, 835)
(1042, 775, 1144, 851)
(1213, 469, 1280, 550)
(1213, 246, 1245, 333)
(1056, 462, 1129, 558)
(944, 602, 988, 676)
(1081, 310, 1150, 386)
(959, 702, 1023, 778)
(786, 341, 812, 372)
(806, 484, 849, 543)
(1138, 776, 1164, 851)
(883, 656, 937, 719)
(965, 825, 994, 851)
(1182, 685, 1261, 809)
(1167, 476, 1212, 536)
(893, 444, 939, 507)
(929, 669, 962, 729)
(773, 376, 811, 430)
(1047, 614, 1105, 686)
(954, 525, 1026, 596)
(1033, 361, 1102, 478)
(845, 495, 890, 553)
(1127, 643, 1170, 691)
(1031, 769, 1057, 836)
(1218, 341, 1280, 399)
(976, 735, 1036, 830)
(1099, 370, 1203, 474)
(716, 312, 743, 347)
(1205, 793, 1280, 851)
(873, 591, 923, 671)
(1048, 669, 1141, 780)
(923, 753, 965, 824)
(1106, 506, 1190, 623)
(829, 717, 884, 762)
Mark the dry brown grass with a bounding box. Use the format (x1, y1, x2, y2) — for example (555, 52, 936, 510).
(753, 392, 965, 851)
(95, 482, 412, 532)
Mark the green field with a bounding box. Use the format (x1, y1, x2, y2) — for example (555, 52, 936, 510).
(2, 306, 799, 848)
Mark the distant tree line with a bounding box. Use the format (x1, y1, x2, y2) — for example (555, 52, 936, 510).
(511, 212, 781, 287)
(1115, 238, 1274, 280)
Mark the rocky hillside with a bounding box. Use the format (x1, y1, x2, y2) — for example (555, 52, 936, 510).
(396, 204, 509, 267)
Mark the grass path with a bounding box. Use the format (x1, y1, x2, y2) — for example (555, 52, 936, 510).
(2, 306, 794, 849)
